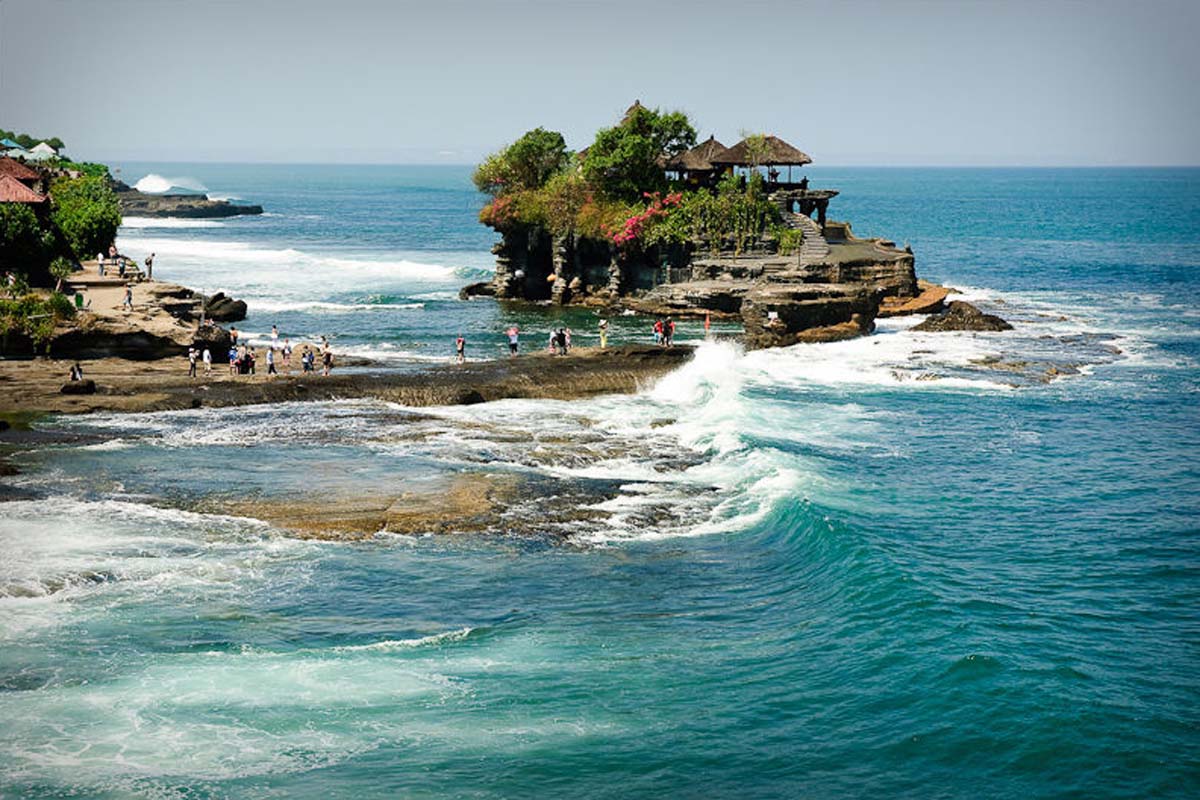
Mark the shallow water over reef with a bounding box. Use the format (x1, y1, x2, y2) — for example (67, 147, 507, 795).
(2, 166, 1198, 798)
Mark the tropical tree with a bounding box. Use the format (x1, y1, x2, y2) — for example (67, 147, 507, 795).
(49, 175, 122, 260)
(582, 104, 696, 202)
(473, 127, 570, 195)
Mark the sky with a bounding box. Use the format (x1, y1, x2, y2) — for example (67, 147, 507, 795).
(1, 0, 1198, 166)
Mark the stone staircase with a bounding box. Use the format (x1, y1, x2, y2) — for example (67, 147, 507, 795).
(782, 211, 830, 265)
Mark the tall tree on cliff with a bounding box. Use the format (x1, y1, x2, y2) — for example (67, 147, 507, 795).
(49, 176, 122, 260)
(473, 128, 570, 196)
(583, 104, 696, 203)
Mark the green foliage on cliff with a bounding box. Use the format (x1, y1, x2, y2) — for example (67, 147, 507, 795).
(0, 204, 51, 277)
(476, 104, 792, 255)
(473, 127, 570, 195)
(50, 176, 122, 260)
(644, 174, 782, 255)
(582, 105, 696, 202)
(0, 290, 74, 349)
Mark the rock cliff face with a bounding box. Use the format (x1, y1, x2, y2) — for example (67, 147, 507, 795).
(479, 211, 925, 349)
(741, 282, 877, 349)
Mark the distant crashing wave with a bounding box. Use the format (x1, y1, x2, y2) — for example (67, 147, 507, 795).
(132, 173, 210, 195)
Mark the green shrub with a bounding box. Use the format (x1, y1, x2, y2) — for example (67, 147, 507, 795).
(49, 176, 121, 260)
(582, 105, 695, 202)
(0, 292, 73, 349)
(0, 204, 48, 278)
(473, 128, 570, 196)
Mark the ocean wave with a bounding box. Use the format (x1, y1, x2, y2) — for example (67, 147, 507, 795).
(120, 217, 226, 229)
(132, 173, 209, 195)
(248, 300, 426, 313)
(331, 627, 475, 652)
(114, 236, 460, 281)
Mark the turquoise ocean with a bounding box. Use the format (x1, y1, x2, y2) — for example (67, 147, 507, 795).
(1, 165, 1197, 798)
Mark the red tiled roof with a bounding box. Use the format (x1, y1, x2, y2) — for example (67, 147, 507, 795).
(0, 156, 40, 183)
(0, 175, 46, 203)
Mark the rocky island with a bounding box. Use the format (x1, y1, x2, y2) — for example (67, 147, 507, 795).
(464, 102, 968, 346)
(112, 179, 264, 218)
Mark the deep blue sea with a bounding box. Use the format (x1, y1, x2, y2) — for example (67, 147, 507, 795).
(1, 165, 1197, 798)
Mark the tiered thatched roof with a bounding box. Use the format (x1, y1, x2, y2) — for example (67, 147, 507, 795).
(711, 135, 812, 167)
(666, 136, 729, 172)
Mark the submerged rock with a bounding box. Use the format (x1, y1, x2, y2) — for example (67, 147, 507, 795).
(912, 301, 1012, 332)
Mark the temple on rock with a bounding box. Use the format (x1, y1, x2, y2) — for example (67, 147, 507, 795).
(469, 104, 931, 348)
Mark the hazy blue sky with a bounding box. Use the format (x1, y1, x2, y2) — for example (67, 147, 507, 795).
(2, 0, 1198, 165)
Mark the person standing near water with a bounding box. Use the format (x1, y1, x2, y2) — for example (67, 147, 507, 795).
(202, 347, 212, 375)
(271, 325, 279, 347)
(322, 348, 333, 376)
(230, 326, 239, 346)
(266, 347, 277, 376)
(282, 339, 292, 371)
(122, 285, 133, 311)
(598, 319, 609, 348)
(188, 347, 197, 378)
(507, 326, 519, 356)
(455, 335, 466, 363)
(144, 252, 155, 281)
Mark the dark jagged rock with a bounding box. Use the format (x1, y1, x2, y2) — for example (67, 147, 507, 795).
(60, 379, 96, 395)
(912, 301, 1013, 332)
(741, 282, 877, 349)
(203, 292, 248, 322)
(459, 281, 497, 300)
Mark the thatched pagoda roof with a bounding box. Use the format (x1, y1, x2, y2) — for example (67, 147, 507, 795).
(711, 135, 812, 167)
(666, 136, 729, 172)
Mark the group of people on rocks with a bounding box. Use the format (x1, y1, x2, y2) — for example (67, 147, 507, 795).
(186, 324, 333, 379)
(455, 315, 686, 361)
(653, 317, 677, 347)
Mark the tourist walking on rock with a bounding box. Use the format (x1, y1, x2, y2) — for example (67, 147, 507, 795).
(599, 319, 609, 348)
(271, 325, 279, 347)
(69, 363, 83, 382)
(664, 317, 676, 347)
(97, 252, 106, 277)
(282, 339, 292, 371)
(202, 347, 212, 375)
(230, 326, 239, 346)
(248, 346, 257, 375)
(564, 328, 572, 353)
(122, 285, 133, 311)
(653, 319, 663, 345)
(507, 326, 519, 356)
(455, 335, 466, 363)
(228, 346, 238, 376)
(145, 252, 155, 281)
(188, 347, 197, 378)
(322, 349, 333, 376)
(266, 347, 277, 376)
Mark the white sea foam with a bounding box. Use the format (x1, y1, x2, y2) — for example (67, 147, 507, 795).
(120, 217, 226, 229)
(331, 627, 475, 652)
(248, 299, 426, 313)
(132, 173, 209, 194)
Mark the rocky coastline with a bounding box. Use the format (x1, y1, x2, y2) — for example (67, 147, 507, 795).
(0, 345, 694, 418)
(113, 180, 263, 218)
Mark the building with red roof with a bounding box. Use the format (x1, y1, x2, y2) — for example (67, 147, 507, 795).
(0, 174, 47, 204)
